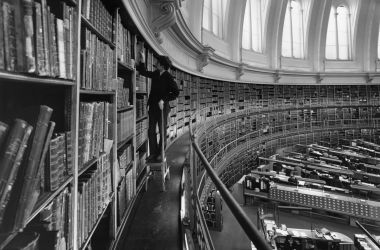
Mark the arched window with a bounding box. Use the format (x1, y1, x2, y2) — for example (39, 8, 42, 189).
(202, 0, 228, 38)
(325, 4, 352, 60)
(242, 0, 268, 52)
(281, 0, 305, 58)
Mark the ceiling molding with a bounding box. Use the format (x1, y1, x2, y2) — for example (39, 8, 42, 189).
(123, 0, 380, 85)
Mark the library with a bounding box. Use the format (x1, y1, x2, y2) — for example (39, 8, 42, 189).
(0, 0, 380, 249)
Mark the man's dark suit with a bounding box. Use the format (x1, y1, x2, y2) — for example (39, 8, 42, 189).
(137, 63, 179, 157)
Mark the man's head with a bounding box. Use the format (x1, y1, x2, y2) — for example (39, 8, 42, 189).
(157, 55, 172, 71)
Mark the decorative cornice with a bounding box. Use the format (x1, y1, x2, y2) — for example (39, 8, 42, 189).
(273, 70, 281, 83)
(316, 72, 324, 83)
(197, 46, 215, 72)
(150, 0, 183, 42)
(124, 0, 380, 85)
(236, 63, 247, 80)
(366, 73, 374, 84)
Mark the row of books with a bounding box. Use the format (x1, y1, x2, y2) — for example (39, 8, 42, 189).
(136, 151, 147, 179)
(78, 153, 112, 246)
(116, 77, 131, 109)
(136, 119, 148, 149)
(0, 105, 55, 233)
(269, 185, 380, 219)
(117, 170, 133, 224)
(81, 0, 114, 43)
(116, 12, 133, 66)
(44, 131, 73, 192)
(136, 96, 147, 119)
(80, 27, 115, 91)
(136, 75, 147, 93)
(78, 101, 113, 167)
(118, 145, 133, 176)
(117, 109, 133, 144)
(0, 0, 77, 79)
(6, 187, 72, 250)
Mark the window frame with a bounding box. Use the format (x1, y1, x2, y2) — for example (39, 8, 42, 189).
(202, 0, 228, 39)
(241, 0, 268, 53)
(281, 0, 305, 59)
(325, 2, 353, 60)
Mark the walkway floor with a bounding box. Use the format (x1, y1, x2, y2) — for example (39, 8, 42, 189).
(117, 133, 190, 250)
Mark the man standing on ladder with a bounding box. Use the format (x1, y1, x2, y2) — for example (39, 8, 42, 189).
(137, 52, 179, 163)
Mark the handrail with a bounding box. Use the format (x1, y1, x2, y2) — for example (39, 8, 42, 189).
(355, 220, 380, 249)
(190, 134, 273, 250)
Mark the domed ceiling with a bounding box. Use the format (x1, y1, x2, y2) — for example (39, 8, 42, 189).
(126, 0, 380, 84)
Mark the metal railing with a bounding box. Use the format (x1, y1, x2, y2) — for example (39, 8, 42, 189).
(190, 134, 272, 250)
(184, 106, 272, 250)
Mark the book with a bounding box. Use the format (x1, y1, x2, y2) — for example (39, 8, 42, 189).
(33, 1, 45, 75)
(40, 0, 50, 75)
(50, 12, 59, 77)
(56, 18, 66, 78)
(22, 0, 36, 73)
(0, 119, 30, 226)
(3, 1, 17, 71)
(14, 0, 25, 73)
(35, 121, 55, 192)
(45, 135, 61, 191)
(0, 121, 8, 151)
(5, 231, 39, 250)
(12, 105, 53, 229)
(0, 0, 4, 69)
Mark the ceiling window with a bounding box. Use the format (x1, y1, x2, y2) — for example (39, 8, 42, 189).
(242, 0, 268, 52)
(202, 0, 228, 38)
(325, 5, 352, 60)
(281, 0, 305, 58)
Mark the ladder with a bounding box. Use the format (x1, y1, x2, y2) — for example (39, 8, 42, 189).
(146, 105, 170, 191)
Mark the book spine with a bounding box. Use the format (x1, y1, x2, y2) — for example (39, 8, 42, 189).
(40, 0, 50, 75)
(46, 6, 55, 77)
(61, 2, 70, 79)
(57, 133, 65, 184)
(36, 121, 55, 191)
(0, 0, 4, 69)
(33, 1, 46, 75)
(0, 120, 29, 226)
(65, 131, 73, 176)
(0, 121, 9, 151)
(0, 125, 32, 225)
(50, 12, 59, 77)
(22, 0, 36, 73)
(15, 105, 53, 228)
(45, 135, 60, 191)
(56, 18, 66, 79)
(3, 1, 16, 71)
(14, 0, 25, 72)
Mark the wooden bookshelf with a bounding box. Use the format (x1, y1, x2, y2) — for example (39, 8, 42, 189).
(79, 89, 116, 95)
(117, 134, 134, 149)
(0, 71, 75, 86)
(25, 176, 74, 225)
(80, 192, 115, 250)
(80, 16, 116, 49)
(136, 115, 147, 123)
(117, 105, 134, 112)
(1, 0, 380, 248)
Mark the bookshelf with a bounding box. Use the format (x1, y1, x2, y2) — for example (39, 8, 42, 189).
(203, 190, 223, 232)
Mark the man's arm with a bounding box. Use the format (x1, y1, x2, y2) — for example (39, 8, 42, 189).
(136, 62, 156, 78)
